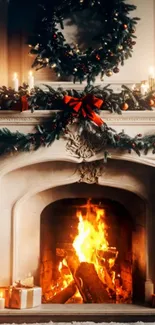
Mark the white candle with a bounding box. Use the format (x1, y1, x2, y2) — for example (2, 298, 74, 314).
(149, 66, 155, 79)
(149, 66, 155, 90)
(140, 82, 149, 95)
(28, 71, 34, 91)
(13, 73, 19, 92)
(0, 292, 5, 309)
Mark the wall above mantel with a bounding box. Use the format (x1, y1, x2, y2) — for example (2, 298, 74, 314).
(0, 0, 155, 86)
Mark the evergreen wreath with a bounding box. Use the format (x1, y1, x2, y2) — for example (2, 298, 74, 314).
(29, 0, 139, 83)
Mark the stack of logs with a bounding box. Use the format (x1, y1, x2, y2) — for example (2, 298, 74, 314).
(46, 251, 116, 304)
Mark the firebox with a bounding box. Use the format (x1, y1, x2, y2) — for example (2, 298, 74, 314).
(40, 197, 144, 305)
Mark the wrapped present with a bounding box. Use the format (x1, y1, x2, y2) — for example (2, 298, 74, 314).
(5, 286, 42, 309)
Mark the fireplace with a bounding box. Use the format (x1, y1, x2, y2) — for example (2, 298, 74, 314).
(14, 179, 147, 304)
(0, 110, 155, 318)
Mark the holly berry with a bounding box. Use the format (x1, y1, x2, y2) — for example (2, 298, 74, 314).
(137, 134, 142, 137)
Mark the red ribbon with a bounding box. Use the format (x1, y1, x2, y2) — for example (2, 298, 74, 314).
(21, 95, 29, 112)
(64, 94, 104, 126)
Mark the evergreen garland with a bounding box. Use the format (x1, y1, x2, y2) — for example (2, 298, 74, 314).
(0, 84, 155, 113)
(28, 0, 139, 83)
(0, 103, 155, 160)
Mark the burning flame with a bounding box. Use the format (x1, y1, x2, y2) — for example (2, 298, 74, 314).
(46, 200, 119, 303)
(73, 206, 109, 265)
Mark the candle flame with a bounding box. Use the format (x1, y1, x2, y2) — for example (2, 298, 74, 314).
(13, 73, 18, 80)
(29, 71, 33, 76)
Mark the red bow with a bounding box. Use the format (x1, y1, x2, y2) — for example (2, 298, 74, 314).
(64, 94, 104, 126)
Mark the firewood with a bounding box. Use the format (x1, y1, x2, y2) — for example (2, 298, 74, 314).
(47, 281, 77, 304)
(103, 266, 115, 292)
(65, 255, 87, 302)
(65, 254, 80, 275)
(75, 262, 110, 303)
(97, 249, 118, 261)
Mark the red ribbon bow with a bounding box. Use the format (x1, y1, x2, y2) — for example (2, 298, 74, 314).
(64, 94, 104, 126)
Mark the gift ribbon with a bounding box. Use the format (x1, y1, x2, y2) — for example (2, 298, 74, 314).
(26, 288, 34, 308)
(64, 94, 104, 126)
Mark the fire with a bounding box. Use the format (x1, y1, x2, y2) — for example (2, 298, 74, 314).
(73, 206, 109, 265)
(45, 200, 120, 303)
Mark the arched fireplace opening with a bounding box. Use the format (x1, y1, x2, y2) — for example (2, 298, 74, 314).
(40, 196, 146, 305)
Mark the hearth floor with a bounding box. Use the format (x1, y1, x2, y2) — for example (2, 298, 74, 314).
(1, 304, 155, 323)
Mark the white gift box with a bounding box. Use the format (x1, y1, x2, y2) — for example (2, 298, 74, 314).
(6, 286, 42, 309)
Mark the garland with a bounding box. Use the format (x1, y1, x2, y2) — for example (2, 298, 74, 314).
(0, 93, 155, 161)
(0, 84, 155, 113)
(28, 0, 139, 83)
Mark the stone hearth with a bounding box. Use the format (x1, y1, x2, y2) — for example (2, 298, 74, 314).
(0, 111, 155, 319)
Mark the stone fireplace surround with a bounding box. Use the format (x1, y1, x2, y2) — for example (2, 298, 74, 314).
(1, 110, 155, 322)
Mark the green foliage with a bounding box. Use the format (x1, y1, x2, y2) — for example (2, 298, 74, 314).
(0, 84, 154, 113)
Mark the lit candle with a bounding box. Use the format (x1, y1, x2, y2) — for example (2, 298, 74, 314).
(140, 81, 149, 95)
(149, 66, 155, 90)
(13, 73, 19, 92)
(28, 71, 34, 91)
(0, 292, 5, 309)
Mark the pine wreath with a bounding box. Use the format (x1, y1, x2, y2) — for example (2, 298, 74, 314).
(29, 0, 139, 84)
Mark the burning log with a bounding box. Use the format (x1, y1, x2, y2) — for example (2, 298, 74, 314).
(103, 266, 115, 292)
(75, 262, 110, 303)
(47, 281, 77, 304)
(65, 254, 80, 275)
